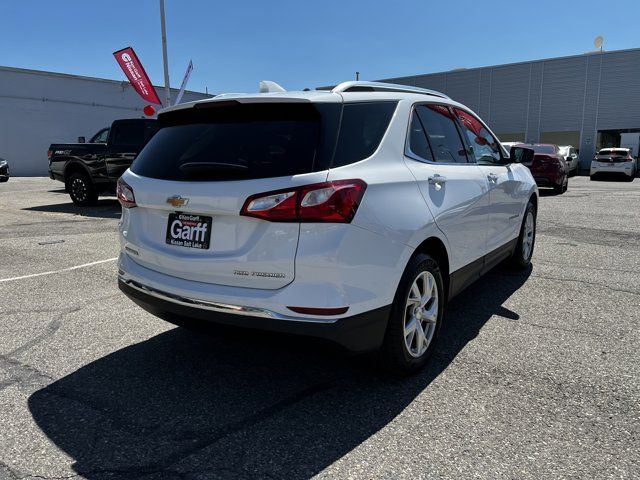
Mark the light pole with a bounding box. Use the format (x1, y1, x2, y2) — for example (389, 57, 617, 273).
(159, 0, 171, 107)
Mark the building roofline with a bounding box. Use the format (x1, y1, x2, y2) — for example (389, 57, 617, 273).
(0, 64, 208, 96)
(379, 46, 640, 82)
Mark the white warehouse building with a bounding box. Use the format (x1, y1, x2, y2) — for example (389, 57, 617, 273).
(0, 66, 210, 176)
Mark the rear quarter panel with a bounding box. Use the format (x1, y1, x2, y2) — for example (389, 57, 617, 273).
(317, 99, 447, 311)
(49, 143, 108, 182)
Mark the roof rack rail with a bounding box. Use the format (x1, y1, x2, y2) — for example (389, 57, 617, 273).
(331, 81, 450, 99)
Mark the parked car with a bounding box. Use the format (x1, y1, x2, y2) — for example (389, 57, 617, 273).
(0, 158, 8, 182)
(517, 143, 568, 194)
(48, 119, 158, 205)
(558, 145, 579, 175)
(500, 141, 520, 151)
(590, 148, 636, 181)
(116, 81, 538, 373)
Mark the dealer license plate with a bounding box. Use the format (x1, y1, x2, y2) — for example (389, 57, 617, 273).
(165, 212, 212, 250)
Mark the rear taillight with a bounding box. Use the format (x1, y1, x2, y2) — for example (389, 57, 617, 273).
(47, 150, 53, 159)
(240, 179, 367, 223)
(117, 177, 137, 208)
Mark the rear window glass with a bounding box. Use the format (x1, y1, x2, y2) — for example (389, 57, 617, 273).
(416, 104, 468, 163)
(408, 111, 433, 161)
(113, 123, 145, 146)
(131, 103, 339, 181)
(598, 149, 629, 156)
(532, 145, 556, 154)
(331, 102, 397, 167)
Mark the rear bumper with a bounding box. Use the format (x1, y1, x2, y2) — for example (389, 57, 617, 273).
(49, 170, 64, 182)
(532, 175, 561, 187)
(118, 278, 390, 352)
(590, 164, 634, 177)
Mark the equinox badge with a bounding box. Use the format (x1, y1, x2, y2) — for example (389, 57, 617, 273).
(166, 195, 189, 208)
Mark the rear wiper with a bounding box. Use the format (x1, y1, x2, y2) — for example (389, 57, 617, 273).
(179, 162, 249, 177)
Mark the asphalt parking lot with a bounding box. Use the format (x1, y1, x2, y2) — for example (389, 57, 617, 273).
(0, 176, 638, 480)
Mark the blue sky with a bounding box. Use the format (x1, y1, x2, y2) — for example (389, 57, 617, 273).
(2, 0, 639, 94)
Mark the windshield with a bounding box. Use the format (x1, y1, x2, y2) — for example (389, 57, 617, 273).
(90, 128, 110, 143)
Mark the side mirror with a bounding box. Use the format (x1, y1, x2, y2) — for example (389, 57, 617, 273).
(510, 146, 534, 164)
(77, 136, 86, 144)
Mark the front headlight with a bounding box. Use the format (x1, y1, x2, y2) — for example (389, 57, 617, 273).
(0, 160, 7, 168)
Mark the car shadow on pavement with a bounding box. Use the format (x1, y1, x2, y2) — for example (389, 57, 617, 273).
(24, 199, 121, 219)
(28, 264, 531, 480)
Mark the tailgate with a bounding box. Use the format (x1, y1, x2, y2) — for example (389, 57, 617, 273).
(120, 173, 331, 289)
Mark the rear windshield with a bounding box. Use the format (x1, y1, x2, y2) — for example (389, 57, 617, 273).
(132, 103, 332, 181)
(598, 149, 629, 156)
(532, 145, 556, 154)
(131, 100, 397, 181)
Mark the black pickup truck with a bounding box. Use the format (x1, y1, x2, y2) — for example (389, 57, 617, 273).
(48, 119, 158, 206)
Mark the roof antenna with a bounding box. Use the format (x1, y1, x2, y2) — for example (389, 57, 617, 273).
(259, 80, 286, 93)
(355, 71, 360, 80)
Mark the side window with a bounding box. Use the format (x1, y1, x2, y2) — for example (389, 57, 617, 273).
(454, 108, 501, 165)
(416, 105, 468, 163)
(407, 110, 433, 161)
(111, 122, 145, 147)
(332, 102, 397, 167)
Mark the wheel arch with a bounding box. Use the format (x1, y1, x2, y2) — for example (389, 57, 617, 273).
(63, 161, 92, 184)
(412, 235, 451, 302)
(528, 190, 538, 213)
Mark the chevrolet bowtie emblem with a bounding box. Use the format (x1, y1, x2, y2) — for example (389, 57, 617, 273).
(167, 195, 189, 208)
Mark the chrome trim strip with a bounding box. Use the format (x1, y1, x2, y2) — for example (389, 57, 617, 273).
(119, 277, 339, 324)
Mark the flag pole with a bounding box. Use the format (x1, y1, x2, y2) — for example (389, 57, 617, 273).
(159, 0, 171, 107)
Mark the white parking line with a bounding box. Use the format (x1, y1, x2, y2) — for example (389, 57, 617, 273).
(0, 258, 117, 283)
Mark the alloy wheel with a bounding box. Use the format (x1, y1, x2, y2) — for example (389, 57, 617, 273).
(71, 177, 87, 202)
(522, 211, 535, 260)
(404, 271, 438, 358)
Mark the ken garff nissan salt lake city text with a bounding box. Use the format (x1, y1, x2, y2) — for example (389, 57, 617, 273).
(116, 81, 538, 373)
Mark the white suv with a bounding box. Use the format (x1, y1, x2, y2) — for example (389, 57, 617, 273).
(117, 81, 538, 373)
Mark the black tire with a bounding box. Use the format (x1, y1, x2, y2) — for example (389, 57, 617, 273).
(625, 174, 635, 182)
(66, 172, 98, 206)
(0, 177, 8, 183)
(510, 201, 536, 269)
(380, 253, 445, 375)
(553, 175, 567, 194)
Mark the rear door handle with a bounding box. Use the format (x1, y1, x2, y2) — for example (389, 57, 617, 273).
(428, 174, 447, 186)
(487, 173, 498, 183)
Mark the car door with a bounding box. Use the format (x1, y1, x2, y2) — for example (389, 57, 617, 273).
(404, 103, 490, 274)
(453, 107, 524, 254)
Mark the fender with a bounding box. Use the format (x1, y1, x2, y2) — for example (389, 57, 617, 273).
(63, 159, 109, 185)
